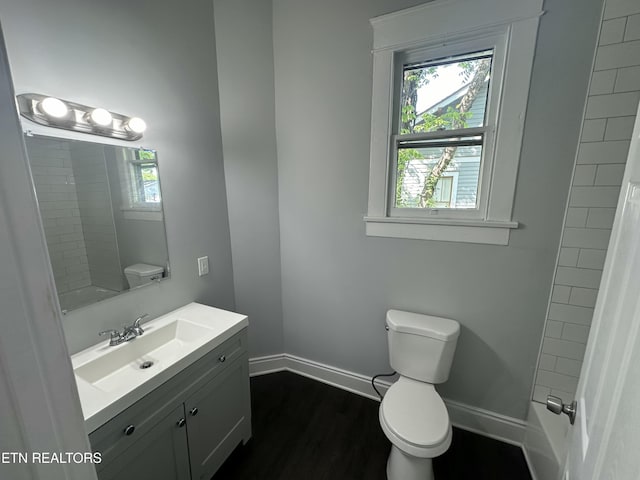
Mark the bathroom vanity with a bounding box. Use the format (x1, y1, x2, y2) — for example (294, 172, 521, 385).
(71, 303, 251, 480)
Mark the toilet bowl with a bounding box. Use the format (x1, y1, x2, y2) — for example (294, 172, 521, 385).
(380, 309, 460, 480)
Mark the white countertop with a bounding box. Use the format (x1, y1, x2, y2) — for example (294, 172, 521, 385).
(72, 302, 248, 433)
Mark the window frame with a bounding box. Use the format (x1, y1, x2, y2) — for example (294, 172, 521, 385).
(365, 0, 543, 245)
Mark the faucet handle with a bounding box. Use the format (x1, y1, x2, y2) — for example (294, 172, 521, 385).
(133, 313, 149, 327)
(99, 329, 124, 346)
(99, 329, 120, 337)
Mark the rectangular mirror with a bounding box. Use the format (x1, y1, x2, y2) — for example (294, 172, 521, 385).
(24, 134, 170, 313)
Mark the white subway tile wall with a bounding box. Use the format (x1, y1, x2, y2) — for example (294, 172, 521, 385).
(28, 138, 91, 294)
(533, 0, 640, 404)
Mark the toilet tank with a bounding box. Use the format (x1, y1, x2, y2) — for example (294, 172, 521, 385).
(386, 309, 460, 384)
(124, 263, 164, 288)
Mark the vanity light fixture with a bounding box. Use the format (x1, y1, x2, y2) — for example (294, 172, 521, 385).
(16, 93, 146, 141)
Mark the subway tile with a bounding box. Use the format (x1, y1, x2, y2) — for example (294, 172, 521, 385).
(624, 14, 640, 41)
(569, 287, 599, 307)
(536, 370, 579, 392)
(542, 337, 587, 360)
(533, 385, 552, 404)
(562, 323, 591, 344)
(545, 320, 564, 339)
(589, 70, 617, 95)
(578, 248, 607, 270)
(604, 116, 636, 141)
(585, 92, 640, 118)
(552, 285, 571, 304)
(595, 40, 640, 70)
(539, 354, 557, 371)
(595, 164, 625, 186)
(555, 357, 583, 377)
(581, 119, 607, 142)
(569, 186, 620, 208)
(562, 227, 612, 249)
(565, 208, 588, 227)
(573, 165, 597, 186)
(586, 208, 617, 228)
(604, 0, 640, 20)
(556, 267, 603, 289)
(600, 17, 626, 45)
(615, 65, 640, 92)
(549, 303, 595, 325)
(558, 247, 579, 267)
(577, 141, 630, 164)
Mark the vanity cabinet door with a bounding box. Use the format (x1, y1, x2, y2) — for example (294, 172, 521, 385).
(185, 356, 251, 480)
(95, 405, 191, 480)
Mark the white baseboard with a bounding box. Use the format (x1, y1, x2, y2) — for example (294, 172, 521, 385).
(250, 353, 526, 447)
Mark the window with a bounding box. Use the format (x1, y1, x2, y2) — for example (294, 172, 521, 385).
(395, 50, 490, 212)
(118, 148, 163, 221)
(366, 0, 543, 245)
(131, 150, 161, 206)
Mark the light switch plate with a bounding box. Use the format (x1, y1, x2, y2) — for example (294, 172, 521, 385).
(197, 256, 209, 276)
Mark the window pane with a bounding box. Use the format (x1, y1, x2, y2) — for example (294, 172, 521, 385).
(395, 144, 481, 209)
(400, 50, 492, 135)
(139, 163, 161, 203)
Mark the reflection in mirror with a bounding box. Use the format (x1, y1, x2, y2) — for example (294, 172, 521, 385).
(24, 134, 170, 313)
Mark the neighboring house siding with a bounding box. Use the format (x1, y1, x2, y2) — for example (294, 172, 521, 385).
(454, 158, 481, 207)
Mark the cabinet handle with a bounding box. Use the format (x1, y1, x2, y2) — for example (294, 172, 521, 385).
(176, 418, 186, 428)
(189, 407, 199, 417)
(124, 425, 135, 436)
(218, 355, 226, 363)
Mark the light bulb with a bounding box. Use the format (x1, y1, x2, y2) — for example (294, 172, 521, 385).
(89, 108, 113, 127)
(126, 117, 146, 134)
(39, 97, 68, 118)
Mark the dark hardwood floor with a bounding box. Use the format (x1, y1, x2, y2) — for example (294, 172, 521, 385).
(212, 372, 531, 480)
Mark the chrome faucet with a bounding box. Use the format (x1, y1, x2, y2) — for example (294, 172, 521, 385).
(99, 314, 148, 346)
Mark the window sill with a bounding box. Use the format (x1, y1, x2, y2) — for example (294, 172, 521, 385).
(122, 209, 163, 221)
(363, 216, 518, 245)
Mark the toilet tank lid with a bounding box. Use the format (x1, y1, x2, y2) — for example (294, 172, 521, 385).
(124, 263, 164, 276)
(386, 309, 460, 341)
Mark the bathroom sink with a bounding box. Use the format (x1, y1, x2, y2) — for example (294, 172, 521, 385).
(71, 302, 248, 432)
(75, 318, 212, 392)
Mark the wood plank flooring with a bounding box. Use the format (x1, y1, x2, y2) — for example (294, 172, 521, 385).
(212, 371, 531, 480)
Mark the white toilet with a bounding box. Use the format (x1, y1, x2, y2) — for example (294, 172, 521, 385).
(379, 309, 460, 480)
(124, 263, 164, 288)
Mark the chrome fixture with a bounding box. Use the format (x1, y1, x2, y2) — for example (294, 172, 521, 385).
(16, 93, 146, 141)
(546, 395, 578, 425)
(98, 314, 148, 346)
(125, 314, 148, 338)
(98, 329, 127, 347)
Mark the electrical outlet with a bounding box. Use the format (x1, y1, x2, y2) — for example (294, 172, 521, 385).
(197, 256, 209, 276)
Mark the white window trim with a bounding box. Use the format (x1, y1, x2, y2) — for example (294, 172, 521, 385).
(366, 0, 543, 245)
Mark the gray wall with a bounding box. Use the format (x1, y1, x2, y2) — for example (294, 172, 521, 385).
(271, 0, 603, 420)
(213, 0, 284, 357)
(0, 0, 235, 354)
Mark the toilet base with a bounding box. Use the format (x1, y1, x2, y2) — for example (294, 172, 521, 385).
(386, 445, 434, 480)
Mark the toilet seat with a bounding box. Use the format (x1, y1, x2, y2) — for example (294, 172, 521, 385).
(379, 377, 452, 458)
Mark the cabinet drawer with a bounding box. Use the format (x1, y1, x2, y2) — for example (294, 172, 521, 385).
(92, 394, 180, 468)
(90, 329, 247, 464)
